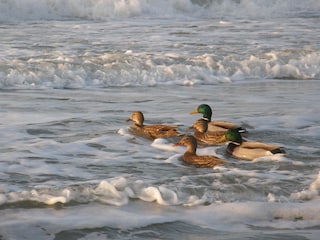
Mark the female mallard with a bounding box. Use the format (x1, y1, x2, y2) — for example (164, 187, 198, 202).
(188, 119, 227, 146)
(190, 104, 246, 133)
(220, 128, 286, 161)
(174, 135, 227, 168)
(127, 111, 181, 140)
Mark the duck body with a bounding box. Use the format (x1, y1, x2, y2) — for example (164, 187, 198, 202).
(189, 119, 227, 146)
(174, 135, 226, 168)
(208, 120, 239, 132)
(222, 129, 286, 161)
(190, 104, 246, 133)
(127, 111, 181, 140)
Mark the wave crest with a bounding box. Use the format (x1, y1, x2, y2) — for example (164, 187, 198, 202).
(1, 0, 320, 22)
(0, 177, 208, 207)
(1, 50, 319, 89)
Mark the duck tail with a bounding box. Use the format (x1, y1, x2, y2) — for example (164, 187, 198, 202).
(271, 147, 286, 155)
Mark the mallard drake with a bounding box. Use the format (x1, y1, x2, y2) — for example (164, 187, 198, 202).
(174, 135, 227, 168)
(126, 111, 182, 140)
(188, 119, 227, 146)
(220, 128, 286, 161)
(190, 104, 246, 133)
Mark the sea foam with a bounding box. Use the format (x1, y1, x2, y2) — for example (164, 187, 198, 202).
(1, 50, 319, 89)
(291, 172, 320, 201)
(3, 170, 319, 208)
(1, 0, 320, 21)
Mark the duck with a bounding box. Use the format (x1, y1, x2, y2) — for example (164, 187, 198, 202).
(174, 135, 227, 168)
(220, 128, 286, 161)
(190, 104, 246, 133)
(188, 119, 227, 146)
(126, 111, 182, 140)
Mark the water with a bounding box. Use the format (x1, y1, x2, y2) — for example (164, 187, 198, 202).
(1, 0, 320, 239)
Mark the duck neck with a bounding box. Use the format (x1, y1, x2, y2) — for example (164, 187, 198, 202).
(202, 113, 211, 122)
(234, 137, 243, 145)
(227, 142, 238, 155)
(135, 117, 144, 127)
(134, 122, 144, 127)
(186, 143, 197, 155)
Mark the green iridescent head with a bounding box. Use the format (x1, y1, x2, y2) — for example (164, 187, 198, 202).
(225, 128, 243, 144)
(190, 104, 212, 121)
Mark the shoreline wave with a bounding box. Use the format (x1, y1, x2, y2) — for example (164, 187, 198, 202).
(1, 170, 320, 208)
(1, 50, 319, 89)
(1, 0, 320, 22)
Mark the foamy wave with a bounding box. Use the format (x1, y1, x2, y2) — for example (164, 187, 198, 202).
(0, 0, 202, 21)
(1, 50, 319, 89)
(4, 171, 318, 208)
(0, 177, 209, 207)
(1, 0, 320, 22)
(192, 201, 320, 231)
(291, 172, 320, 201)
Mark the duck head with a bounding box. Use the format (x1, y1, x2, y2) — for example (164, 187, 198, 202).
(174, 135, 197, 154)
(127, 111, 144, 127)
(190, 104, 212, 121)
(221, 128, 243, 145)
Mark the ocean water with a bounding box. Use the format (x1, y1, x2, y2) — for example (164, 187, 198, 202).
(1, 0, 320, 239)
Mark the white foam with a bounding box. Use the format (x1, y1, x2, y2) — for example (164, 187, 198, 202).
(1, 0, 319, 21)
(291, 172, 320, 201)
(2, 199, 320, 240)
(2, 172, 320, 240)
(0, 194, 7, 205)
(117, 127, 135, 140)
(0, 176, 218, 207)
(94, 180, 129, 206)
(151, 138, 183, 152)
(1, 48, 319, 89)
(164, 154, 186, 167)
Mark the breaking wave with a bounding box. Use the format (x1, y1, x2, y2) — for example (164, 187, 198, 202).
(1, 50, 319, 89)
(1, 0, 320, 22)
(2, 170, 320, 207)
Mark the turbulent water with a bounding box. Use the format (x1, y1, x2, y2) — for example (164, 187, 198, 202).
(1, 0, 320, 239)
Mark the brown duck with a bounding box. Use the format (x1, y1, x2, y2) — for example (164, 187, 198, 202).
(174, 135, 227, 168)
(127, 111, 181, 140)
